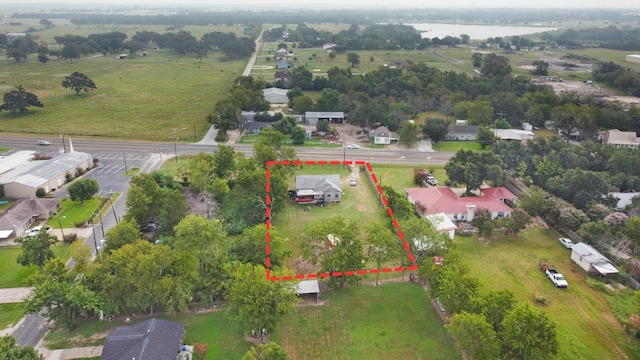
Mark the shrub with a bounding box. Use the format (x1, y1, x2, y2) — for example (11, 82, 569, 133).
(65, 172, 73, 183)
(75, 167, 85, 178)
(215, 131, 229, 143)
(63, 233, 77, 244)
(535, 293, 549, 306)
(35, 187, 46, 197)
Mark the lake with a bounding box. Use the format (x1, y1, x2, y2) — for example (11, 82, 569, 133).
(406, 23, 560, 40)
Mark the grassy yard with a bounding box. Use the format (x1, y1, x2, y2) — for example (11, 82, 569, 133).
(272, 282, 461, 360)
(456, 228, 640, 360)
(0, 302, 28, 330)
(0, 244, 72, 288)
(46, 197, 103, 228)
(45, 310, 250, 358)
(0, 48, 244, 141)
(432, 140, 487, 152)
(274, 165, 389, 262)
(371, 164, 447, 193)
(236, 134, 342, 148)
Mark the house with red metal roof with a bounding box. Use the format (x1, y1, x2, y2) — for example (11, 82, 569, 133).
(405, 186, 515, 222)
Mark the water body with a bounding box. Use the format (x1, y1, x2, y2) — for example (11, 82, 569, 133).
(407, 23, 560, 40)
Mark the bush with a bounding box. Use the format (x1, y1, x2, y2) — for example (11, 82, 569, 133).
(63, 233, 77, 244)
(215, 131, 229, 143)
(75, 167, 85, 178)
(35, 187, 46, 197)
(65, 172, 73, 183)
(535, 293, 550, 306)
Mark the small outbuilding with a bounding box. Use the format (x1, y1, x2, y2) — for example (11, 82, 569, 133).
(296, 280, 320, 303)
(570, 242, 619, 276)
(424, 213, 457, 240)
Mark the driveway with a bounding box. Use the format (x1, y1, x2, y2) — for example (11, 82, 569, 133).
(417, 139, 434, 152)
(0, 287, 31, 304)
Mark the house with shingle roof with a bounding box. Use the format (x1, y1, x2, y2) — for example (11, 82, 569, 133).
(101, 318, 185, 360)
(445, 125, 480, 141)
(0, 198, 60, 242)
(405, 186, 514, 222)
(295, 175, 341, 203)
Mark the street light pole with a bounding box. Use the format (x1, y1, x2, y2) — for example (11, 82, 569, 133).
(107, 193, 119, 224)
(91, 222, 98, 254)
(123, 153, 128, 173)
(173, 135, 179, 163)
(98, 213, 105, 238)
(60, 130, 67, 153)
(57, 216, 66, 241)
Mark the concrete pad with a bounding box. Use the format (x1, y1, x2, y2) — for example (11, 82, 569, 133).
(0, 287, 31, 304)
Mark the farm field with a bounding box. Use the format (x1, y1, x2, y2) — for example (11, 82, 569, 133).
(0, 48, 244, 141)
(456, 228, 640, 360)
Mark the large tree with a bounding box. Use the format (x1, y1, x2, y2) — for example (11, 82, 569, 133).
(25, 259, 100, 330)
(422, 118, 449, 143)
(16, 231, 57, 271)
(347, 52, 360, 67)
(446, 312, 500, 360)
(398, 121, 420, 148)
(314, 88, 341, 112)
(243, 342, 288, 360)
(365, 223, 401, 286)
(67, 178, 99, 203)
(0, 85, 43, 113)
(501, 302, 558, 359)
(0, 335, 44, 360)
(102, 220, 142, 254)
(228, 264, 298, 337)
(302, 217, 366, 288)
(62, 72, 97, 96)
(445, 149, 504, 195)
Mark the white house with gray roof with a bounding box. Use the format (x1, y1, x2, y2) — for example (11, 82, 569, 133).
(0, 151, 92, 198)
(263, 87, 289, 104)
(295, 175, 342, 203)
(0, 198, 60, 242)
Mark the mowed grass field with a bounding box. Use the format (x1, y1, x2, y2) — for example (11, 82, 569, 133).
(0, 244, 72, 288)
(273, 282, 461, 360)
(0, 48, 245, 141)
(457, 228, 640, 360)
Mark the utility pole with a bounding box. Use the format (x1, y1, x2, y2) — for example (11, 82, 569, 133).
(123, 153, 128, 173)
(172, 130, 179, 163)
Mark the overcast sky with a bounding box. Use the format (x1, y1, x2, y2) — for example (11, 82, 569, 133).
(8, 0, 640, 9)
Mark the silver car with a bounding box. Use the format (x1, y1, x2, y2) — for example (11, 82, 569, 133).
(558, 237, 574, 248)
(37, 140, 50, 146)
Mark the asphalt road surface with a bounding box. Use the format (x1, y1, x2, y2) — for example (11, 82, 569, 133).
(1, 136, 455, 166)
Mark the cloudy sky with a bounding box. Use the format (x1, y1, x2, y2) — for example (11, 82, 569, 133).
(9, 0, 640, 8)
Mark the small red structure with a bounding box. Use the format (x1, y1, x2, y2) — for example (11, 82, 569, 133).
(433, 256, 444, 266)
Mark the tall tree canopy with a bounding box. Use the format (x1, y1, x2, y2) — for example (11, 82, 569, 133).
(62, 72, 97, 96)
(0, 85, 43, 113)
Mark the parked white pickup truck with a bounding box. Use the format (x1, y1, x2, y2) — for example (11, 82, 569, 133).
(539, 259, 568, 288)
(546, 269, 568, 288)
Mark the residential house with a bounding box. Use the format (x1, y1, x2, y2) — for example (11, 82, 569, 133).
(445, 125, 480, 141)
(0, 151, 93, 198)
(0, 198, 60, 243)
(371, 126, 391, 145)
(304, 112, 344, 126)
(243, 121, 272, 134)
(295, 175, 342, 203)
(424, 213, 457, 240)
(276, 60, 295, 70)
(479, 187, 517, 205)
(602, 129, 640, 149)
(322, 43, 336, 50)
(608, 192, 640, 209)
(570, 242, 619, 276)
(492, 128, 535, 141)
(405, 186, 514, 222)
(263, 87, 289, 104)
(101, 318, 185, 360)
(274, 71, 291, 84)
(386, 60, 415, 70)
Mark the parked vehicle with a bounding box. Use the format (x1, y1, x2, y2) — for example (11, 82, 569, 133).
(558, 237, 574, 248)
(26, 225, 51, 236)
(350, 179, 357, 186)
(426, 176, 438, 186)
(539, 259, 568, 288)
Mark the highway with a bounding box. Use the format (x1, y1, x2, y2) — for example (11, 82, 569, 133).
(0, 136, 455, 166)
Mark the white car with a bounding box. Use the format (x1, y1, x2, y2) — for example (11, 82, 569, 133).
(350, 179, 357, 186)
(26, 225, 51, 237)
(37, 140, 50, 146)
(346, 144, 360, 149)
(558, 237, 574, 248)
(426, 176, 438, 186)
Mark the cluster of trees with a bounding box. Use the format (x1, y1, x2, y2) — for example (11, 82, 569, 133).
(593, 61, 640, 97)
(3, 28, 255, 64)
(544, 26, 640, 51)
(414, 242, 557, 359)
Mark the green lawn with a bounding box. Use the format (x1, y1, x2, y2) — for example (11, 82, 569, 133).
(432, 140, 486, 152)
(237, 134, 342, 148)
(0, 303, 28, 330)
(45, 310, 250, 358)
(0, 244, 72, 288)
(0, 48, 244, 141)
(274, 165, 389, 263)
(272, 282, 461, 360)
(456, 228, 640, 360)
(47, 197, 103, 228)
(0, 147, 11, 154)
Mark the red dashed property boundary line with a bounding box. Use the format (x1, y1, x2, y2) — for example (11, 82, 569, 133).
(265, 160, 418, 281)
